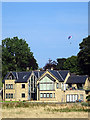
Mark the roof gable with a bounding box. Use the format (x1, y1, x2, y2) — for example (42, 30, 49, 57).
(39, 75, 55, 83)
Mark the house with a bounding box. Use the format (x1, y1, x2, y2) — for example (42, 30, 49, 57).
(2, 70, 90, 102)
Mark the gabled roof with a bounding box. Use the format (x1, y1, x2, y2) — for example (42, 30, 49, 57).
(39, 74, 56, 82)
(58, 70, 69, 80)
(2, 71, 16, 83)
(33, 71, 45, 78)
(2, 71, 32, 83)
(66, 74, 88, 84)
(48, 70, 69, 82)
(15, 72, 32, 83)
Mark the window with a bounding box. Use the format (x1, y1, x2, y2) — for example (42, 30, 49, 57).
(11, 84, 13, 89)
(6, 93, 8, 98)
(6, 93, 13, 99)
(22, 93, 25, 98)
(47, 93, 49, 98)
(57, 83, 59, 89)
(80, 94, 84, 100)
(44, 93, 46, 98)
(40, 83, 55, 90)
(31, 76, 33, 84)
(22, 84, 25, 88)
(11, 94, 13, 98)
(6, 84, 8, 89)
(50, 93, 52, 98)
(9, 84, 10, 89)
(54, 93, 55, 98)
(40, 93, 43, 98)
(9, 93, 10, 98)
(40, 93, 54, 98)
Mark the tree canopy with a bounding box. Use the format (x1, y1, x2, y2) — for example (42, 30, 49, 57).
(56, 58, 66, 70)
(2, 37, 38, 78)
(63, 56, 78, 73)
(77, 36, 90, 76)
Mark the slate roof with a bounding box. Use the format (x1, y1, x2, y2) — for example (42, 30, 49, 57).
(2, 70, 69, 83)
(66, 74, 88, 84)
(33, 71, 45, 78)
(58, 70, 69, 80)
(2, 71, 32, 83)
(48, 70, 69, 82)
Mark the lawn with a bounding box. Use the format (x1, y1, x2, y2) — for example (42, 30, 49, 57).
(1, 102, 90, 118)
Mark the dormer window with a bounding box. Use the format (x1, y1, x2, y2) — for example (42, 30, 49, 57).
(7, 73, 15, 80)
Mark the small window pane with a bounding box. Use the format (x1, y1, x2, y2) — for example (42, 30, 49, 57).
(9, 84, 10, 89)
(11, 94, 13, 98)
(40, 93, 43, 98)
(47, 93, 49, 98)
(11, 84, 13, 89)
(6, 84, 8, 89)
(9, 93, 10, 98)
(44, 93, 46, 98)
(43, 84, 46, 90)
(22, 84, 25, 88)
(22, 93, 25, 98)
(6, 94, 8, 98)
(54, 93, 55, 98)
(50, 93, 52, 98)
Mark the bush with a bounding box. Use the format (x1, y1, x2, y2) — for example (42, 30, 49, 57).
(81, 102, 89, 106)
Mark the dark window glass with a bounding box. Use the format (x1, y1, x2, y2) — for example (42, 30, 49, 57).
(22, 84, 25, 88)
(11, 94, 13, 98)
(6, 84, 7, 89)
(22, 93, 25, 98)
(6, 93, 8, 98)
(9, 93, 10, 98)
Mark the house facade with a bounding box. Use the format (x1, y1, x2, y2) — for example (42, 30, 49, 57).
(2, 70, 90, 102)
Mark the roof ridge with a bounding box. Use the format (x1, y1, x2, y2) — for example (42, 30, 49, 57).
(48, 70, 60, 81)
(57, 71, 64, 81)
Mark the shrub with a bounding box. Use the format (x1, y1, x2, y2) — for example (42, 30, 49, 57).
(81, 102, 89, 106)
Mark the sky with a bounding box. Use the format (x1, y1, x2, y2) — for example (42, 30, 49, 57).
(2, 2, 88, 68)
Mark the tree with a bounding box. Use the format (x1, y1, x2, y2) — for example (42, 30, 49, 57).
(2, 37, 38, 78)
(63, 56, 78, 73)
(56, 58, 66, 70)
(43, 59, 57, 70)
(77, 36, 90, 76)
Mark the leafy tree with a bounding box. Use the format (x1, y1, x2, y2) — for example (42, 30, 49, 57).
(77, 36, 90, 76)
(43, 59, 57, 70)
(56, 58, 66, 70)
(2, 37, 38, 78)
(63, 56, 78, 73)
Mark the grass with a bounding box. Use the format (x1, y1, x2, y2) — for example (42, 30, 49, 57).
(45, 107, 90, 112)
(2, 102, 48, 108)
(2, 102, 90, 112)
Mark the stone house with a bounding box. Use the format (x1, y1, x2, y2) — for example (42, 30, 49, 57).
(2, 70, 90, 102)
